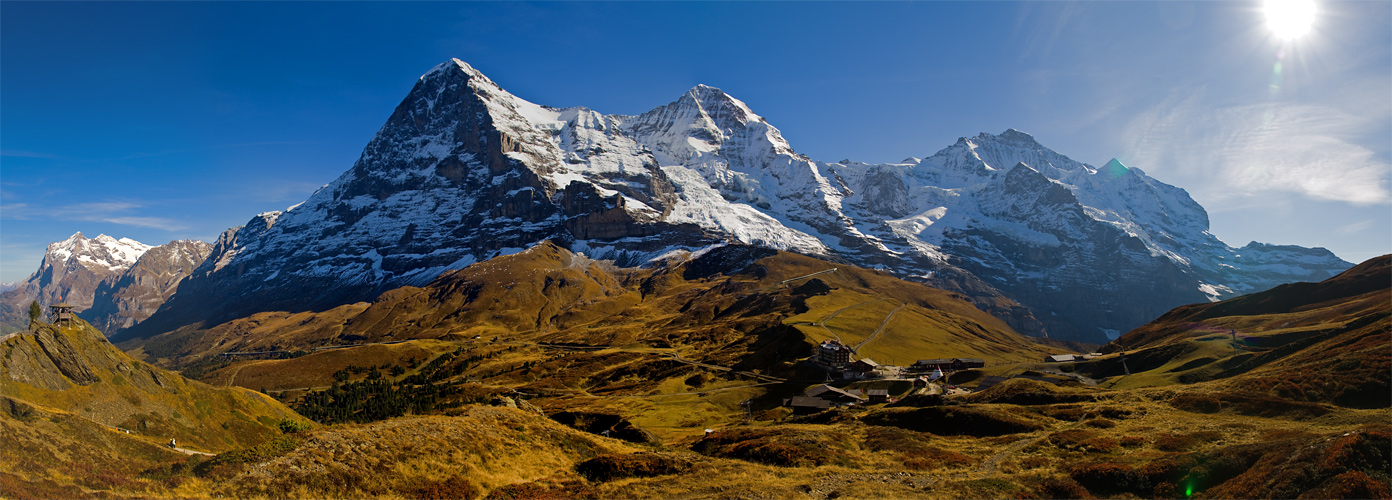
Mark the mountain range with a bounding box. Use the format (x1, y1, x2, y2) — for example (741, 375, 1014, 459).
(0, 233, 211, 336)
(11, 59, 1350, 344)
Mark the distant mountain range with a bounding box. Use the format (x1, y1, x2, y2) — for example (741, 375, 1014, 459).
(11, 60, 1349, 344)
(0, 232, 210, 336)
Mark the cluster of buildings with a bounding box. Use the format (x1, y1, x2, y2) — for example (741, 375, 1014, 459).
(785, 384, 892, 415)
(813, 339, 891, 380)
(792, 339, 1002, 414)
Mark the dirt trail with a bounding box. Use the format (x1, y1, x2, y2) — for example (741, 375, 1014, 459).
(172, 446, 215, 456)
(854, 303, 905, 353)
(815, 298, 887, 343)
(976, 436, 1041, 475)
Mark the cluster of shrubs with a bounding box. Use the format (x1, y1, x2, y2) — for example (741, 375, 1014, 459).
(861, 406, 1044, 437)
(294, 346, 531, 424)
(574, 452, 693, 482)
(1048, 429, 1121, 454)
(409, 476, 480, 500)
(692, 427, 855, 467)
(295, 377, 462, 424)
(1171, 392, 1329, 418)
(863, 426, 974, 470)
(1065, 428, 1391, 498)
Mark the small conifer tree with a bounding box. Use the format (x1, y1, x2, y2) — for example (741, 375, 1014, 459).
(28, 300, 41, 322)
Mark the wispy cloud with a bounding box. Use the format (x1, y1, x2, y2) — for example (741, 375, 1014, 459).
(1, 201, 187, 231)
(1334, 219, 1376, 236)
(1124, 87, 1391, 207)
(0, 150, 63, 159)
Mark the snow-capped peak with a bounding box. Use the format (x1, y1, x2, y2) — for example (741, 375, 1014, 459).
(46, 231, 152, 273)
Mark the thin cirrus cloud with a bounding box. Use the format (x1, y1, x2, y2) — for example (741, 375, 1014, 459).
(1123, 88, 1391, 207)
(2, 201, 188, 232)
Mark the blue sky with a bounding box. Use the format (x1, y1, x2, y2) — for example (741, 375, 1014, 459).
(2, 1, 1388, 283)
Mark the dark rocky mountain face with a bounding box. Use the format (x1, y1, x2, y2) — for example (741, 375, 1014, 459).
(118, 59, 1350, 344)
(0, 233, 210, 337)
(81, 239, 212, 335)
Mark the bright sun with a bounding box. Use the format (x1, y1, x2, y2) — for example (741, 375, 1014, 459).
(1264, 0, 1316, 40)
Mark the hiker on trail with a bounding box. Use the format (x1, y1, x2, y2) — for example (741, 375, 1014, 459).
(169, 438, 177, 448)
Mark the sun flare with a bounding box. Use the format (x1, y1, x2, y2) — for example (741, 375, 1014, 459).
(1263, 0, 1316, 40)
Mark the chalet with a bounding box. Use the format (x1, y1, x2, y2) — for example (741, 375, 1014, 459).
(804, 384, 866, 405)
(913, 376, 930, 388)
(911, 358, 985, 372)
(848, 358, 879, 373)
(817, 339, 851, 369)
(785, 396, 831, 415)
(843, 358, 880, 380)
(1045, 354, 1077, 363)
(866, 389, 889, 403)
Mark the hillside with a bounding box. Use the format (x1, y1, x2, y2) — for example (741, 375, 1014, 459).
(120, 242, 1061, 440)
(1071, 255, 1389, 409)
(15, 249, 1390, 499)
(25, 384, 1386, 499)
(1, 318, 304, 455)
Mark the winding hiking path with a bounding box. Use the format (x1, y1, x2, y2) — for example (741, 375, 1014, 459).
(172, 446, 215, 456)
(815, 298, 887, 343)
(853, 303, 906, 353)
(976, 436, 1041, 475)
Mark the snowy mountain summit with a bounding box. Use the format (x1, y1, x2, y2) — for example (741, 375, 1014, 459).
(125, 59, 1349, 343)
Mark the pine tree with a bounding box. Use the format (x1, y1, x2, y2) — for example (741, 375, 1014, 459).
(28, 300, 41, 322)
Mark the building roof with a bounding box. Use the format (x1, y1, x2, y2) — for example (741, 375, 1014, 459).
(804, 384, 866, 401)
(788, 396, 831, 409)
(51, 302, 74, 308)
(915, 358, 985, 366)
(867, 389, 889, 396)
(853, 358, 879, 367)
(819, 339, 849, 351)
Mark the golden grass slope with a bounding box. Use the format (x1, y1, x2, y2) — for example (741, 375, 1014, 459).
(1080, 255, 1390, 408)
(119, 391, 1390, 500)
(115, 243, 1068, 443)
(1, 318, 304, 454)
(0, 396, 195, 499)
(127, 242, 1054, 366)
(150, 405, 640, 499)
